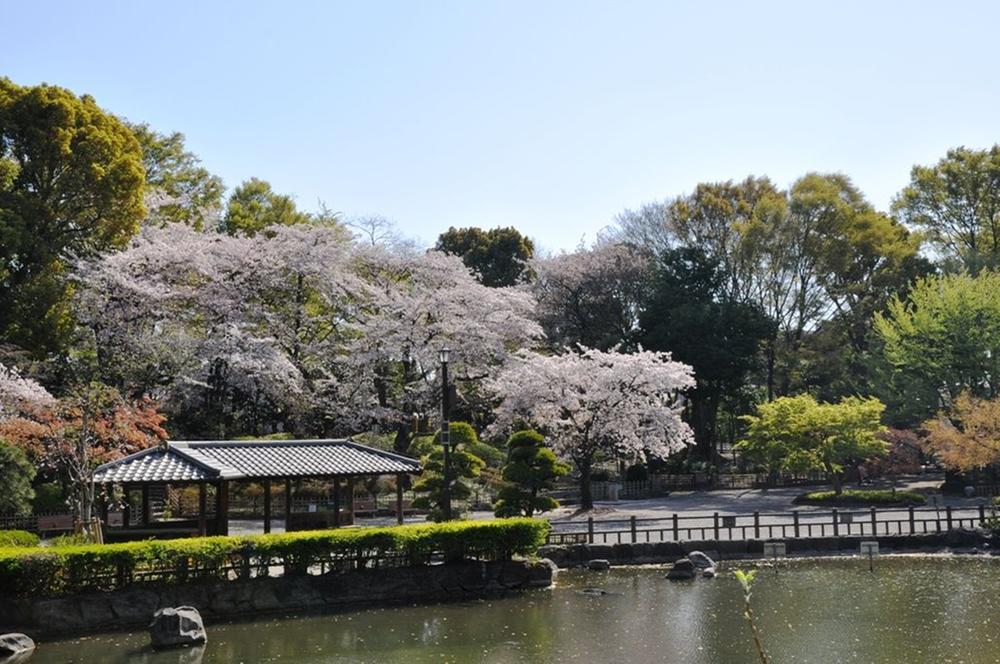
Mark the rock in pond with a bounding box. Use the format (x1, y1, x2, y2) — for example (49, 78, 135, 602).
(0, 634, 35, 660)
(149, 606, 207, 649)
(587, 559, 611, 571)
(665, 558, 696, 580)
(687, 550, 716, 570)
(702, 566, 717, 578)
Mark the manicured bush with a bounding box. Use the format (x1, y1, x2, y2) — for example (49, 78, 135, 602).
(0, 530, 39, 548)
(0, 518, 549, 598)
(794, 489, 926, 506)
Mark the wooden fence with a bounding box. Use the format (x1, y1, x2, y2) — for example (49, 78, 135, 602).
(546, 504, 992, 545)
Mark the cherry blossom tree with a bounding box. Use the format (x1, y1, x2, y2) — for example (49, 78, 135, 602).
(336, 247, 542, 449)
(488, 346, 695, 509)
(73, 225, 542, 441)
(0, 363, 54, 419)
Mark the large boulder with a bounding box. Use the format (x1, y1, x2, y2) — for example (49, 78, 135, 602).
(665, 558, 696, 580)
(149, 606, 207, 649)
(687, 550, 716, 570)
(0, 633, 35, 659)
(587, 559, 611, 571)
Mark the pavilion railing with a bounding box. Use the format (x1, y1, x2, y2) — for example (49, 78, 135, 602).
(545, 504, 992, 545)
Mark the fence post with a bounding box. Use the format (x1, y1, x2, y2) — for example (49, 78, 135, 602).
(908, 505, 915, 534)
(980, 502, 987, 525)
(793, 510, 800, 538)
(870, 507, 877, 537)
(832, 509, 839, 537)
(713, 512, 720, 540)
(672, 513, 679, 541)
(587, 517, 594, 544)
(946, 505, 953, 531)
(753, 511, 760, 539)
(630, 515, 637, 543)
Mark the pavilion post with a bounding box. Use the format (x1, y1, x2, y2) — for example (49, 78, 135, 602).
(333, 478, 341, 528)
(395, 474, 404, 525)
(198, 483, 207, 536)
(346, 477, 355, 526)
(263, 479, 272, 534)
(216, 481, 229, 537)
(284, 478, 292, 532)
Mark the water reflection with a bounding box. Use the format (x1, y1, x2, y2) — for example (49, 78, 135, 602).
(31, 557, 1000, 663)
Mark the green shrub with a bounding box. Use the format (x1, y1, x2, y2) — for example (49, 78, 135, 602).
(0, 518, 549, 598)
(794, 489, 926, 506)
(0, 530, 39, 548)
(49, 533, 93, 547)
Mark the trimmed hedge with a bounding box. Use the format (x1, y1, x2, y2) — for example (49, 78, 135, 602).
(0, 518, 549, 598)
(0, 530, 39, 548)
(795, 489, 926, 506)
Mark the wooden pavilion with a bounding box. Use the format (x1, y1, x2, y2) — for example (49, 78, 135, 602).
(92, 439, 422, 540)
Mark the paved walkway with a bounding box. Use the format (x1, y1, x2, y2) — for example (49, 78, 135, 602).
(546, 477, 987, 524)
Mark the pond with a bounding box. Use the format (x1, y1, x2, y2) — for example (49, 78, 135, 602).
(30, 556, 1000, 663)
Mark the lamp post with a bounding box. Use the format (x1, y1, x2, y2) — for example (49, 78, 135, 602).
(439, 347, 453, 521)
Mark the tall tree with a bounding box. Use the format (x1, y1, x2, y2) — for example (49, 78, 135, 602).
(128, 122, 224, 230)
(0, 78, 146, 355)
(488, 346, 695, 509)
(875, 271, 1000, 420)
(893, 145, 1000, 273)
(640, 247, 775, 460)
(532, 242, 651, 350)
(436, 226, 535, 287)
(221, 177, 311, 236)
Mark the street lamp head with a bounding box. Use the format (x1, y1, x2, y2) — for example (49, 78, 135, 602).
(438, 346, 451, 364)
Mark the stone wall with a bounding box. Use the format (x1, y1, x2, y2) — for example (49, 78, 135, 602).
(539, 529, 989, 568)
(0, 559, 556, 638)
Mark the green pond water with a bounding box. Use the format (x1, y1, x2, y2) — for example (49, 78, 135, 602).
(30, 557, 1000, 663)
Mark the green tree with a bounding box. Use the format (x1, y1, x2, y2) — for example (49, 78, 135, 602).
(874, 272, 1000, 421)
(436, 226, 535, 287)
(0, 78, 146, 355)
(736, 394, 887, 494)
(494, 430, 569, 517)
(0, 439, 35, 514)
(128, 122, 224, 230)
(221, 177, 312, 236)
(639, 247, 775, 460)
(893, 145, 1000, 273)
(412, 422, 486, 521)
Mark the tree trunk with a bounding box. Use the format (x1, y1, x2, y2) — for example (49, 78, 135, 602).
(578, 457, 594, 510)
(828, 464, 842, 495)
(765, 339, 776, 402)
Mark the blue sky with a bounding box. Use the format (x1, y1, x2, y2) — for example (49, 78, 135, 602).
(4, 1, 999, 252)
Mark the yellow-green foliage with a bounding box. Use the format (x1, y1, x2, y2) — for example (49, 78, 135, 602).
(0, 518, 549, 598)
(0, 530, 38, 548)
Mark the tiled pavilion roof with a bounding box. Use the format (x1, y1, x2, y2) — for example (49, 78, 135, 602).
(93, 439, 422, 484)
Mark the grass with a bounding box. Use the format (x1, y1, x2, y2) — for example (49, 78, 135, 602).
(794, 489, 926, 506)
